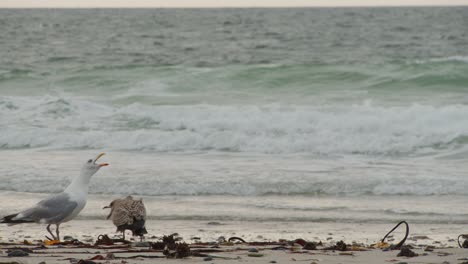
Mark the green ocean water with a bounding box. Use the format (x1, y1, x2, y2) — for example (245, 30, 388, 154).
(0, 8, 468, 225)
(1, 8, 468, 154)
(1, 7, 468, 197)
(1, 7, 467, 103)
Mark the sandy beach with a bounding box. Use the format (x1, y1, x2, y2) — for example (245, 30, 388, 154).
(1, 236, 468, 263)
(2, 243, 468, 264)
(1, 219, 468, 263)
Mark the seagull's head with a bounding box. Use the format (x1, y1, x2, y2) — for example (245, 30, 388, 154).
(103, 198, 122, 219)
(81, 153, 109, 176)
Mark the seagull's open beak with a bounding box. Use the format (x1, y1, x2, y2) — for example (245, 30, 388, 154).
(103, 205, 110, 209)
(94, 153, 109, 167)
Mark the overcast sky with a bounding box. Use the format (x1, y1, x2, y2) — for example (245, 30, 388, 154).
(2, 0, 468, 8)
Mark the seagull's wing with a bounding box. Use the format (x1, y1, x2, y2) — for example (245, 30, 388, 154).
(132, 200, 146, 220)
(14, 193, 78, 224)
(112, 207, 132, 226)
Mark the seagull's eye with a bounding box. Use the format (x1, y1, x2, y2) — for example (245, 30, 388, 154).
(88, 159, 93, 163)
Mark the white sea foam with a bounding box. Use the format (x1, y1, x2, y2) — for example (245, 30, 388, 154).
(1, 95, 468, 156)
(0, 147, 467, 197)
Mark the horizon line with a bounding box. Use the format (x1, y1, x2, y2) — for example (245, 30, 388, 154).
(1, 4, 467, 9)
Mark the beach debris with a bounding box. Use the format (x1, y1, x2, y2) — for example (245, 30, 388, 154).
(89, 255, 105, 260)
(103, 196, 147, 241)
(192, 252, 241, 260)
(335, 240, 347, 251)
(408, 235, 430, 241)
(291, 243, 303, 252)
(436, 251, 452, 257)
(271, 246, 289, 250)
(396, 246, 418, 257)
(303, 242, 317, 250)
(94, 234, 131, 246)
(207, 221, 222, 225)
(151, 233, 182, 250)
(291, 238, 318, 250)
(424, 245, 435, 252)
(248, 248, 259, 252)
(163, 242, 191, 258)
(380, 221, 410, 250)
(458, 234, 468, 248)
(151, 241, 166, 250)
(6, 248, 33, 254)
(203, 257, 213, 261)
(175, 242, 191, 258)
(247, 253, 264, 257)
(324, 240, 347, 251)
(109, 254, 164, 260)
(294, 238, 307, 246)
(372, 241, 390, 249)
(350, 245, 367, 251)
(44, 239, 61, 246)
(7, 249, 29, 257)
(77, 260, 97, 264)
(228, 236, 246, 243)
(94, 234, 114, 245)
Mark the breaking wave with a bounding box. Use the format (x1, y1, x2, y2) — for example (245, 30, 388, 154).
(1, 95, 468, 156)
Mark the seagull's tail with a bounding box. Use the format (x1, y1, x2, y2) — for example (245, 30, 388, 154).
(0, 213, 34, 225)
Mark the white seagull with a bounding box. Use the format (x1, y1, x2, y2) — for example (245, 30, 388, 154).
(0, 153, 108, 241)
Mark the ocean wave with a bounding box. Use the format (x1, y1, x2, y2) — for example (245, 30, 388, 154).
(414, 56, 468, 64)
(0, 166, 467, 196)
(1, 95, 468, 156)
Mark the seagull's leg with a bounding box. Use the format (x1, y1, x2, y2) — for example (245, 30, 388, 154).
(122, 231, 125, 241)
(56, 224, 61, 241)
(46, 224, 56, 240)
